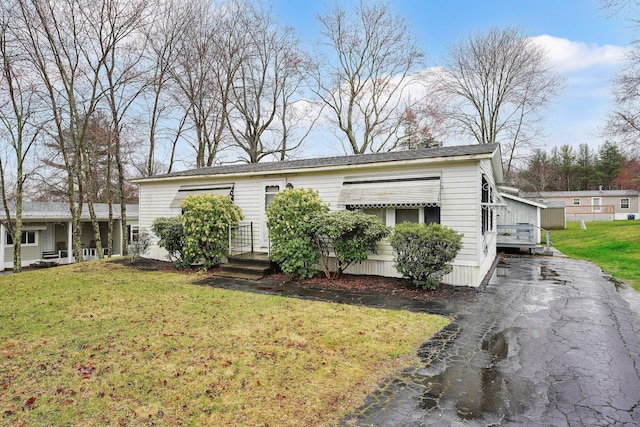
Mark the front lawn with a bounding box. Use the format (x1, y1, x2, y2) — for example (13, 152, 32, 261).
(551, 220, 640, 290)
(0, 260, 448, 426)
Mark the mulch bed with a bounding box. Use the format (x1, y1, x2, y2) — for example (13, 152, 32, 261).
(264, 272, 477, 303)
(120, 257, 477, 303)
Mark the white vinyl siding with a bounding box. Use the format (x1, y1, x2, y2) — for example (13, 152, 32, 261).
(139, 155, 498, 287)
(4, 242, 41, 264)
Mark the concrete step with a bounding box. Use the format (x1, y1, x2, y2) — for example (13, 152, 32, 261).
(211, 267, 266, 281)
(227, 253, 271, 267)
(218, 263, 272, 276)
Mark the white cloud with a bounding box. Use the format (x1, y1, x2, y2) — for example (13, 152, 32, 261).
(532, 35, 628, 74)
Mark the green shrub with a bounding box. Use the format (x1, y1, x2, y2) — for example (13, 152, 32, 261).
(151, 216, 191, 268)
(266, 188, 328, 278)
(310, 210, 389, 279)
(181, 194, 243, 270)
(128, 229, 151, 264)
(390, 222, 463, 290)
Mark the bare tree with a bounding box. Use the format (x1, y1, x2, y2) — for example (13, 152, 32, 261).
(397, 98, 448, 150)
(92, 0, 150, 257)
(169, 0, 239, 168)
(0, 3, 41, 272)
(602, 0, 640, 157)
(311, 0, 425, 154)
(439, 27, 563, 180)
(16, 0, 90, 261)
(143, 0, 190, 175)
(226, 1, 310, 163)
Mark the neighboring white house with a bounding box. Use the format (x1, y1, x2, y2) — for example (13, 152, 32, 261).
(134, 144, 505, 287)
(0, 202, 139, 270)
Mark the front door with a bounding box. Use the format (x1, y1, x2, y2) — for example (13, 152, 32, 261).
(43, 224, 55, 252)
(592, 197, 602, 213)
(261, 180, 284, 248)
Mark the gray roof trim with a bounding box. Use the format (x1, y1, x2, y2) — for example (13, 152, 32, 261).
(2, 202, 139, 221)
(133, 144, 501, 182)
(523, 190, 640, 198)
(501, 193, 547, 209)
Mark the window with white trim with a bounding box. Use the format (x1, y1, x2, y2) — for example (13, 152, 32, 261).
(127, 225, 140, 243)
(573, 198, 580, 206)
(395, 208, 420, 224)
(6, 230, 37, 246)
(481, 175, 493, 235)
(351, 205, 441, 226)
(424, 206, 441, 225)
(621, 198, 630, 209)
(362, 208, 387, 226)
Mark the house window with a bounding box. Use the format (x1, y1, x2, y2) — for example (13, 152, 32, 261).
(396, 208, 420, 224)
(621, 198, 630, 209)
(424, 206, 441, 225)
(6, 230, 37, 246)
(481, 175, 492, 235)
(362, 208, 387, 226)
(573, 198, 580, 206)
(128, 225, 140, 243)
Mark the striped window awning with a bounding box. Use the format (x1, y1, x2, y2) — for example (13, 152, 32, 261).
(338, 176, 441, 208)
(170, 184, 234, 208)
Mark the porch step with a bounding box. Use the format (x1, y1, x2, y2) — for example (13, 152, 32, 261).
(41, 251, 60, 260)
(211, 253, 274, 280)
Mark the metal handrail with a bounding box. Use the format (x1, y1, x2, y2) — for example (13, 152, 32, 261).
(497, 223, 550, 248)
(228, 222, 254, 256)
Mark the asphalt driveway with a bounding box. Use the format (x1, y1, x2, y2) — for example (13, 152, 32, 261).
(343, 255, 640, 426)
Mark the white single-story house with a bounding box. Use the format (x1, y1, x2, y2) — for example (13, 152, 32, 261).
(1, 202, 139, 270)
(135, 143, 506, 287)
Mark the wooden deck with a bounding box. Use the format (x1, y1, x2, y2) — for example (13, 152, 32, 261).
(497, 224, 550, 250)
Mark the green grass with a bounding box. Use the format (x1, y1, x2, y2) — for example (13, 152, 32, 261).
(0, 260, 449, 426)
(551, 221, 640, 290)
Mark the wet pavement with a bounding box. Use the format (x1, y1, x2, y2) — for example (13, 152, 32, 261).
(202, 255, 640, 426)
(342, 256, 640, 426)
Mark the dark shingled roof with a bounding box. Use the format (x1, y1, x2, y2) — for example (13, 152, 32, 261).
(140, 143, 500, 181)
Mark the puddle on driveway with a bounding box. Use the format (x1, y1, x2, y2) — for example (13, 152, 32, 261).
(420, 365, 504, 420)
(603, 274, 625, 291)
(417, 327, 523, 421)
(540, 264, 569, 285)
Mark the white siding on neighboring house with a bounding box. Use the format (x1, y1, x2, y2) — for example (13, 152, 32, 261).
(4, 234, 42, 268)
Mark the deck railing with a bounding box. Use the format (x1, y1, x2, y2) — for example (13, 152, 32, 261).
(497, 224, 550, 249)
(228, 222, 254, 256)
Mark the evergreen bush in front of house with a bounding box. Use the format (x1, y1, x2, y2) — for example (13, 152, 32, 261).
(310, 210, 389, 279)
(390, 222, 463, 290)
(181, 194, 243, 270)
(266, 188, 328, 278)
(151, 216, 191, 268)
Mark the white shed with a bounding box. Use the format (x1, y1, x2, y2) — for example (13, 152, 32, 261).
(497, 193, 547, 248)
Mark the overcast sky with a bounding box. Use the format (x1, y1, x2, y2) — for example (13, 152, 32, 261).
(268, 0, 632, 155)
